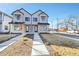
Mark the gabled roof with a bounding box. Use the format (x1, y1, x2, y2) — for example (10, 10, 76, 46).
(32, 10, 49, 17)
(11, 8, 32, 16)
(11, 9, 24, 15)
(19, 8, 31, 15)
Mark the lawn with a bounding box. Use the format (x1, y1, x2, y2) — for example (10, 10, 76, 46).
(0, 34, 34, 56)
(0, 34, 21, 43)
(40, 33, 79, 56)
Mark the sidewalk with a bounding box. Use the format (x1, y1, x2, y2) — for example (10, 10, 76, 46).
(50, 31, 79, 36)
(31, 33, 49, 56)
(0, 33, 26, 52)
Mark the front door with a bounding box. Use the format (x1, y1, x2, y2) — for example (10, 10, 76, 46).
(26, 25, 38, 32)
(29, 26, 33, 32)
(26, 25, 33, 32)
(29, 25, 38, 32)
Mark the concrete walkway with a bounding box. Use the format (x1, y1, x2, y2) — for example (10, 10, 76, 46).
(31, 33, 49, 56)
(0, 33, 26, 52)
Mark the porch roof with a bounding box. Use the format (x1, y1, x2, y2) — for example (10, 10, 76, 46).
(11, 10, 24, 15)
(38, 23, 50, 25)
(9, 22, 24, 24)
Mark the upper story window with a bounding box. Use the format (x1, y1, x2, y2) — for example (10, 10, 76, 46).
(33, 18, 37, 22)
(25, 17, 30, 21)
(15, 14, 21, 20)
(41, 16, 46, 21)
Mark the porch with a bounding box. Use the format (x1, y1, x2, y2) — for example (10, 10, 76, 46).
(25, 25, 38, 33)
(9, 22, 25, 33)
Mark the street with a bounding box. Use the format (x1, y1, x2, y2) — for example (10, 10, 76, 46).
(53, 33, 79, 39)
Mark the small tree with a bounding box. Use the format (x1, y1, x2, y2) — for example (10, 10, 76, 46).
(67, 16, 78, 31)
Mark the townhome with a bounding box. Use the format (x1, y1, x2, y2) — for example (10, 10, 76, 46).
(9, 8, 49, 33)
(0, 11, 12, 33)
(32, 10, 49, 33)
(9, 8, 31, 33)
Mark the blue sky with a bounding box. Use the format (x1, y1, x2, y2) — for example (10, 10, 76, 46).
(0, 3, 79, 28)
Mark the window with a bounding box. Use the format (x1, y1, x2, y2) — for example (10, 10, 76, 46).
(33, 18, 37, 22)
(41, 16, 46, 21)
(14, 25, 20, 31)
(25, 17, 30, 21)
(15, 14, 21, 20)
(5, 25, 8, 30)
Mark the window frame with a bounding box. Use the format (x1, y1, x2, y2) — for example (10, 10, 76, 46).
(15, 14, 21, 20)
(41, 16, 46, 21)
(33, 17, 37, 22)
(25, 17, 30, 21)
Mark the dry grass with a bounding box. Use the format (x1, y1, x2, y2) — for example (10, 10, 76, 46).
(0, 37, 33, 56)
(50, 45, 79, 56)
(40, 33, 79, 56)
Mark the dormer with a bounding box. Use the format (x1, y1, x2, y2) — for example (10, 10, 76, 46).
(39, 12, 48, 23)
(19, 8, 32, 24)
(32, 10, 48, 23)
(11, 10, 24, 22)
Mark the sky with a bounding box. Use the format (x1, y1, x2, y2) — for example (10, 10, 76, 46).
(0, 3, 79, 28)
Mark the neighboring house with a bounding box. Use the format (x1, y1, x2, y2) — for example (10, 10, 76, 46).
(0, 11, 12, 33)
(9, 8, 49, 33)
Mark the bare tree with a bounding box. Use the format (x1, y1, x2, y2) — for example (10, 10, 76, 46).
(57, 18, 59, 31)
(56, 15, 79, 32)
(62, 16, 78, 31)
